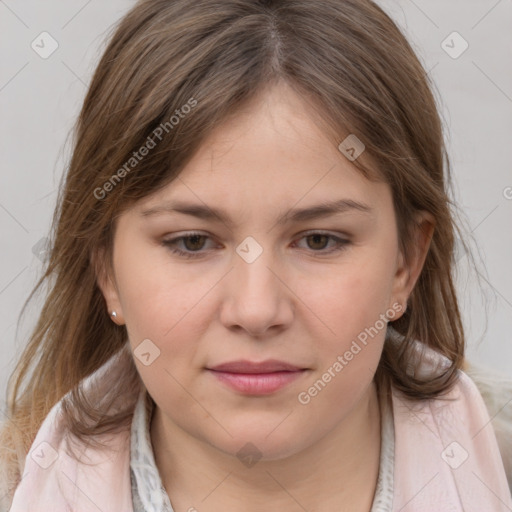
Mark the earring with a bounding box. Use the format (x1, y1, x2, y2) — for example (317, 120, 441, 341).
(110, 310, 123, 326)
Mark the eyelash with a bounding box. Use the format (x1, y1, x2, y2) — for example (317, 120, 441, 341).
(161, 231, 351, 259)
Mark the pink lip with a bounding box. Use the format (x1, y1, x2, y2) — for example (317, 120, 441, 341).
(207, 359, 307, 395)
(209, 359, 303, 373)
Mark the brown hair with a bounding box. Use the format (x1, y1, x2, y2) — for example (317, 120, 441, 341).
(0, 0, 478, 505)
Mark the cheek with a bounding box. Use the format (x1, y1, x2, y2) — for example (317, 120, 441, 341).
(295, 256, 395, 345)
(125, 296, 205, 415)
(114, 243, 199, 335)
(296, 272, 389, 414)
(115, 256, 214, 377)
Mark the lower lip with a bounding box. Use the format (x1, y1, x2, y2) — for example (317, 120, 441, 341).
(208, 370, 306, 395)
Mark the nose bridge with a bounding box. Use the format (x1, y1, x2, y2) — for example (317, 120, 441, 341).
(220, 235, 293, 334)
(233, 235, 280, 299)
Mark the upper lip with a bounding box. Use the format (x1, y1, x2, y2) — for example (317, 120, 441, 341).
(208, 359, 305, 374)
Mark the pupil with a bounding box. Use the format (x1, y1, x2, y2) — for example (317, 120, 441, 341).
(185, 235, 204, 250)
(309, 234, 327, 250)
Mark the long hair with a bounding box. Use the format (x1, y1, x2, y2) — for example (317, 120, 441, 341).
(0, 0, 477, 506)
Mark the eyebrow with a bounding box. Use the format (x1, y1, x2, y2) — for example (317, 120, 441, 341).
(139, 198, 373, 227)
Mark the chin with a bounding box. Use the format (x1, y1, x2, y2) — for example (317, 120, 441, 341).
(206, 425, 310, 463)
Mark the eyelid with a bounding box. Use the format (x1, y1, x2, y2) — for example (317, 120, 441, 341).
(299, 229, 350, 238)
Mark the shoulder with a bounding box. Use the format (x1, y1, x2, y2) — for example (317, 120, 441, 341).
(8, 345, 138, 511)
(462, 359, 512, 491)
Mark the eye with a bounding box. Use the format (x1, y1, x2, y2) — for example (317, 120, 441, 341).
(293, 231, 350, 255)
(161, 231, 350, 259)
(161, 232, 215, 259)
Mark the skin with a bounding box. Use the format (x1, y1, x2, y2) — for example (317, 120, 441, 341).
(96, 81, 434, 511)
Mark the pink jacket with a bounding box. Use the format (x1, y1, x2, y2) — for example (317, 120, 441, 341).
(7, 342, 512, 511)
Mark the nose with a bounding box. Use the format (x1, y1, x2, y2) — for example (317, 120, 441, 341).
(219, 245, 294, 337)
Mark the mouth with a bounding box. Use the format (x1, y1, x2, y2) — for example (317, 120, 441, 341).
(206, 359, 309, 395)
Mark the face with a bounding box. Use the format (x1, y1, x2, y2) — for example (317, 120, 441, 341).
(97, 82, 431, 461)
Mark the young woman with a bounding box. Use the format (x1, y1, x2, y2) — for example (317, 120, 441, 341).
(1, 0, 511, 510)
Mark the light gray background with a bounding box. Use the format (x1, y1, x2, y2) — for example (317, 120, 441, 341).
(1, 0, 511, 416)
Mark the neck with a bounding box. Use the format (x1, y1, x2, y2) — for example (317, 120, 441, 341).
(150, 381, 382, 512)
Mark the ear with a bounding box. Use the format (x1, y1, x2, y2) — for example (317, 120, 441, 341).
(90, 246, 125, 324)
(390, 210, 435, 315)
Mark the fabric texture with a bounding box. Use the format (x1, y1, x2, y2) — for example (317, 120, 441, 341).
(6, 333, 512, 512)
(463, 359, 512, 492)
(130, 388, 174, 512)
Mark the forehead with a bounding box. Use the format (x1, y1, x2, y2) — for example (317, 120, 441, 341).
(133, 83, 392, 223)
